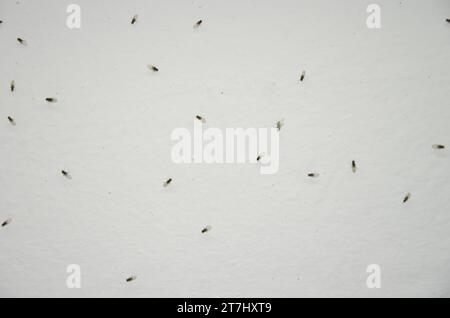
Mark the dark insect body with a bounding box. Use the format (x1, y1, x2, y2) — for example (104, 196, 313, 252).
(276, 120, 284, 131)
(202, 225, 212, 234)
(300, 71, 306, 82)
(148, 65, 159, 72)
(62, 170, 71, 179)
(126, 276, 137, 282)
(352, 160, 357, 173)
(403, 193, 411, 203)
(1, 219, 12, 227)
(163, 178, 172, 187)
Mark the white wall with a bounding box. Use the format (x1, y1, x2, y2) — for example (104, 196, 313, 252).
(0, 0, 449, 297)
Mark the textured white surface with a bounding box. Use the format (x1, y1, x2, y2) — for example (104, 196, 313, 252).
(0, 0, 449, 298)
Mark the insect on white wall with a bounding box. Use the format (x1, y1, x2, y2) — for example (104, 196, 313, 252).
(148, 65, 159, 72)
(194, 19, 203, 28)
(201, 225, 212, 234)
(276, 120, 284, 131)
(17, 37, 27, 45)
(46, 97, 58, 103)
(126, 276, 137, 282)
(403, 193, 411, 203)
(300, 70, 306, 82)
(1, 218, 12, 228)
(163, 178, 172, 187)
(61, 170, 72, 179)
(196, 115, 206, 123)
(352, 160, 357, 173)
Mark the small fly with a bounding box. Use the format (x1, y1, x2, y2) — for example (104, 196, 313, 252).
(201, 225, 212, 234)
(276, 120, 284, 131)
(403, 193, 411, 203)
(446, 18, 450, 23)
(7, 116, 16, 125)
(10, 80, 15, 92)
(1, 218, 12, 228)
(432, 144, 445, 150)
(300, 70, 306, 82)
(17, 37, 27, 45)
(148, 65, 159, 72)
(196, 115, 206, 123)
(163, 178, 172, 187)
(126, 276, 137, 283)
(46, 97, 58, 103)
(194, 19, 203, 28)
(61, 170, 72, 179)
(131, 14, 138, 25)
(256, 155, 262, 162)
(352, 160, 357, 173)
(308, 173, 320, 178)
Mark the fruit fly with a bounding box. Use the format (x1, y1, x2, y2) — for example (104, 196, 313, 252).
(163, 178, 172, 187)
(201, 225, 212, 234)
(300, 70, 306, 82)
(7, 116, 15, 125)
(196, 115, 206, 123)
(17, 37, 27, 45)
(61, 170, 72, 179)
(352, 160, 357, 173)
(46, 97, 58, 103)
(308, 173, 320, 178)
(126, 276, 137, 282)
(1, 218, 12, 227)
(194, 20, 203, 28)
(131, 14, 138, 25)
(10, 80, 15, 92)
(432, 144, 445, 150)
(276, 120, 284, 131)
(403, 193, 411, 203)
(148, 65, 159, 72)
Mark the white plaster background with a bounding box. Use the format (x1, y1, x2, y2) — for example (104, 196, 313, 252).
(0, 0, 449, 297)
